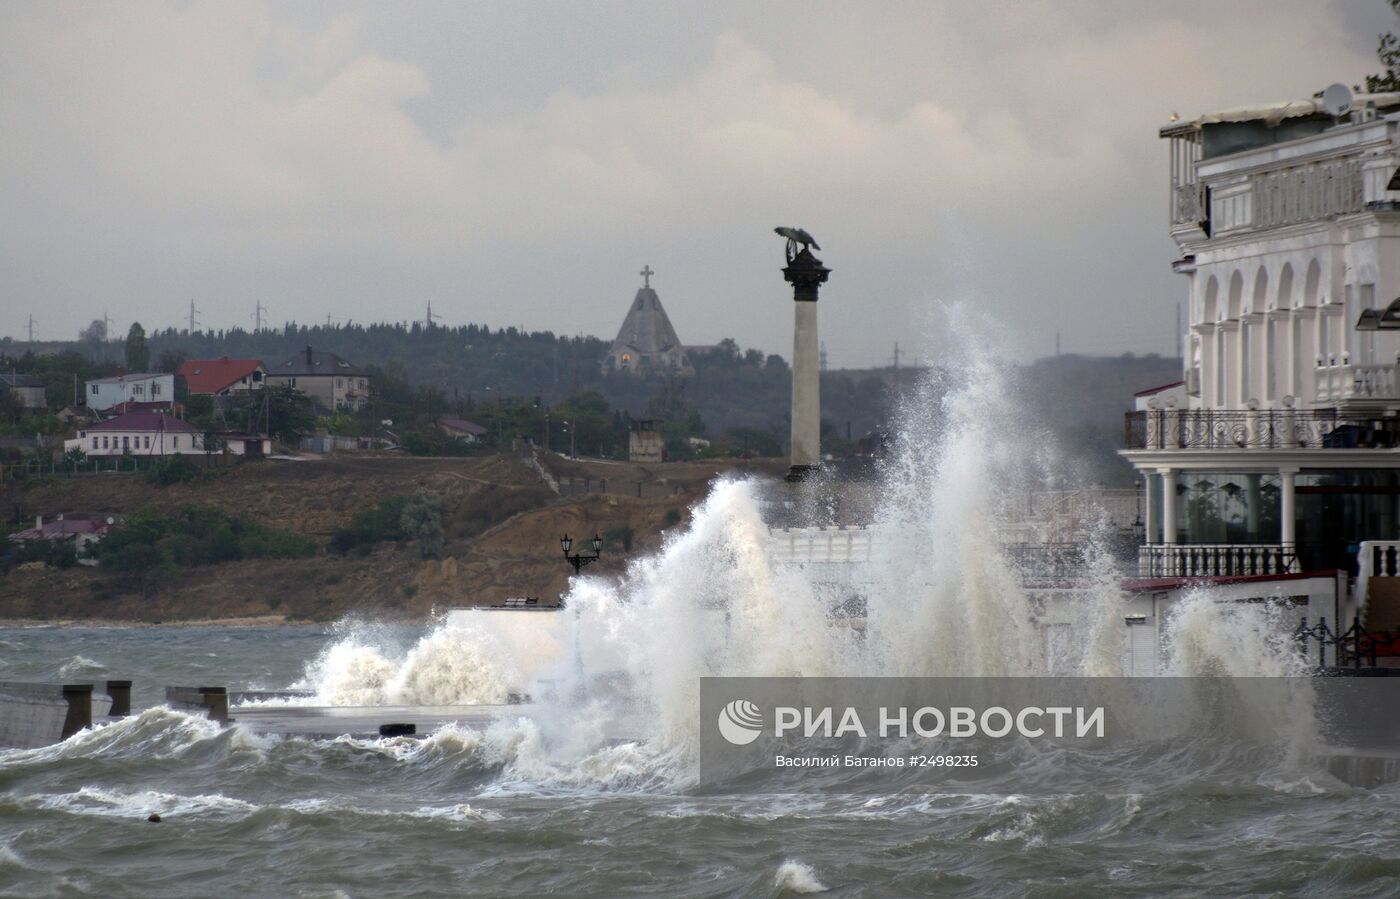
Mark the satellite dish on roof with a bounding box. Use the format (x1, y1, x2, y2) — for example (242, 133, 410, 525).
(1322, 83, 1353, 118)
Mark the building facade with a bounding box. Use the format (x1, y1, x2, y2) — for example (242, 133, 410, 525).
(266, 347, 369, 411)
(1125, 90, 1400, 588)
(628, 419, 665, 463)
(84, 372, 174, 412)
(66, 411, 205, 456)
(0, 373, 46, 409)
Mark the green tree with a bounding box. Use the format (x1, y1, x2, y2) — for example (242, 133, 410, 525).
(79, 319, 108, 360)
(264, 384, 316, 441)
(400, 488, 446, 559)
(1366, 1, 1400, 92)
(125, 322, 150, 371)
(158, 348, 187, 374)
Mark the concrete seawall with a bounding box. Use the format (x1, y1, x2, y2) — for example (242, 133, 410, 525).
(0, 681, 119, 749)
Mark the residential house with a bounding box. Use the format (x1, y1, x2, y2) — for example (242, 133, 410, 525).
(9, 514, 117, 565)
(439, 418, 488, 442)
(66, 411, 204, 457)
(0, 373, 46, 409)
(84, 372, 174, 412)
(178, 357, 267, 396)
(267, 347, 369, 411)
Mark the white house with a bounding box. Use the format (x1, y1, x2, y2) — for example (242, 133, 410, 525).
(66, 411, 204, 457)
(85, 372, 174, 412)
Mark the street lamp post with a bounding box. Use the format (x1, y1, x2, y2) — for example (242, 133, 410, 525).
(561, 420, 576, 459)
(561, 533, 602, 575)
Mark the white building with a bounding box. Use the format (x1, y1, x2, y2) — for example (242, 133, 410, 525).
(84, 372, 174, 412)
(66, 411, 204, 456)
(1122, 88, 1400, 654)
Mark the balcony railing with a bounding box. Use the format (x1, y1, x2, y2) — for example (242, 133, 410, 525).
(1138, 544, 1297, 578)
(1250, 157, 1364, 230)
(1172, 182, 1205, 227)
(1315, 363, 1400, 403)
(1124, 408, 1350, 450)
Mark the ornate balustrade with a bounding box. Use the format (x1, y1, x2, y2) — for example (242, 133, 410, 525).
(1172, 182, 1204, 226)
(1138, 543, 1297, 578)
(1314, 364, 1400, 402)
(1124, 408, 1344, 450)
(1249, 156, 1364, 230)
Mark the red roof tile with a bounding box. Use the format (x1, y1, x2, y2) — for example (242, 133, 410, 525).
(178, 358, 264, 394)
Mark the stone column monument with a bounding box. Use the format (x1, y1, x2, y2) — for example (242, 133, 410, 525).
(776, 227, 830, 482)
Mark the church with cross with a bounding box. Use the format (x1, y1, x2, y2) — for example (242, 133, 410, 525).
(601, 265, 696, 376)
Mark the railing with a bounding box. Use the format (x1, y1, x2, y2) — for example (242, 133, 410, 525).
(1004, 542, 1089, 582)
(1172, 182, 1205, 227)
(768, 526, 881, 565)
(1315, 364, 1400, 402)
(1124, 408, 1346, 450)
(1295, 616, 1400, 669)
(1357, 540, 1400, 623)
(1138, 543, 1297, 578)
(1250, 157, 1364, 230)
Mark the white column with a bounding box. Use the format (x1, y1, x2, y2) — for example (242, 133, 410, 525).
(1280, 467, 1297, 571)
(1160, 468, 1177, 545)
(1144, 472, 1159, 544)
(790, 300, 821, 470)
(1219, 321, 1239, 407)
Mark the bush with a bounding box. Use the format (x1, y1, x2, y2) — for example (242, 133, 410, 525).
(146, 455, 200, 486)
(93, 505, 316, 584)
(400, 489, 446, 559)
(603, 524, 634, 552)
(9, 538, 77, 570)
(330, 496, 409, 555)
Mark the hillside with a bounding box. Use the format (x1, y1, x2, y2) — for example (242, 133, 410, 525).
(0, 453, 784, 622)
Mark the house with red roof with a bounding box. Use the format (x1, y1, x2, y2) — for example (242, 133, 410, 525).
(178, 357, 267, 396)
(64, 411, 205, 457)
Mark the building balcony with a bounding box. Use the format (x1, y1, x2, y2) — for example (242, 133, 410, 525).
(1122, 408, 1381, 450)
(1315, 363, 1400, 403)
(1138, 544, 1297, 578)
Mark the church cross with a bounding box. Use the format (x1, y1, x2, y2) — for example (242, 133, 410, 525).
(640, 265, 654, 288)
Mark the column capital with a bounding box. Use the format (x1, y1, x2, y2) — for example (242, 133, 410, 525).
(782, 248, 830, 302)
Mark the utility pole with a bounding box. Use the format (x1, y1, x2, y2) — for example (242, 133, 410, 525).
(188, 300, 199, 334)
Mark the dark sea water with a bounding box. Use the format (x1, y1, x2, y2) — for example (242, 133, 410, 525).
(4, 625, 1400, 898)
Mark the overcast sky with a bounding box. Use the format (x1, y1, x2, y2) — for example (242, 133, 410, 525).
(1, 1, 1394, 367)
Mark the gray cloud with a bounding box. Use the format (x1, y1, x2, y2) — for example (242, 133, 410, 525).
(0, 1, 1391, 365)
